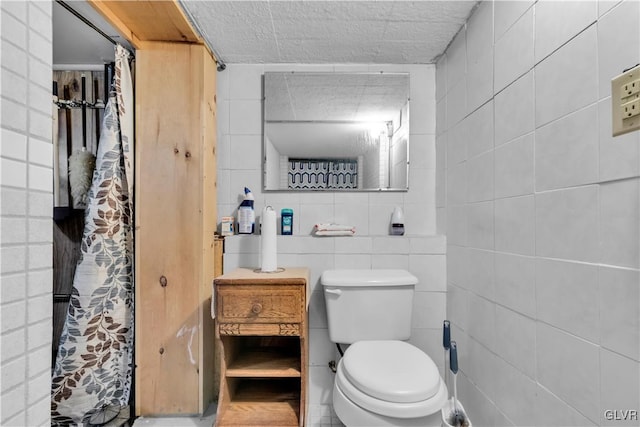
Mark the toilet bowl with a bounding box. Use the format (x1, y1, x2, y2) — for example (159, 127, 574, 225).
(332, 340, 447, 427)
(321, 269, 448, 427)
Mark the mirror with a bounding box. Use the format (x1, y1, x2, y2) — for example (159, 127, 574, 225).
(263, 72, 410, 191)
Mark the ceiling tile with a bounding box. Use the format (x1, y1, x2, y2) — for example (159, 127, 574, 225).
(387, 1, 477, 23)
(268, 1, 395, 22)
(383, 21, 460, 42)
(179, 0, 478, 64)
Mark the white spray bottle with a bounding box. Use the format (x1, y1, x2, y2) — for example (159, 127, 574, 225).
(237, 187, 255, 234)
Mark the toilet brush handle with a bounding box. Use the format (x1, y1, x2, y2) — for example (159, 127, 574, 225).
(443, 320, 451, 350)
(443, 320, 451, 392)
(450, 341, 458, 374)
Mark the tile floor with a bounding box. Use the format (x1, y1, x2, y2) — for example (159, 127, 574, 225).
(131, 404, 216, 427)
(129, 403, 345, 427)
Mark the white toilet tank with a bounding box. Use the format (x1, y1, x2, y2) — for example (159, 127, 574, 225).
(321, 269, 417, 344)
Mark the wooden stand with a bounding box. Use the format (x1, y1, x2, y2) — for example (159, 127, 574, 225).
(213, 268, 309, 427)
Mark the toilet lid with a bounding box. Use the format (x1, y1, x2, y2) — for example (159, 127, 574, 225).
(341, 340, 441, 404)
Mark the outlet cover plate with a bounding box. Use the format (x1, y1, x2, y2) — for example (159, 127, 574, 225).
(612, 64, 640, 137)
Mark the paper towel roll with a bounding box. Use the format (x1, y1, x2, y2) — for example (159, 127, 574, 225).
(260, 206, 278, 272)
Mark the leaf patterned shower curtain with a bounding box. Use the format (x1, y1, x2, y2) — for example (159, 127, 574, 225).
(52, 45, 134, 425)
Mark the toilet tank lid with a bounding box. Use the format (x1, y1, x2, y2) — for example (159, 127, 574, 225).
(321, 269, 417, 287)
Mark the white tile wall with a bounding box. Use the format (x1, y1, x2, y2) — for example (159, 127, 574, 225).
(494, 305, 536, 378)
(494, 7, 534, 93)
(535, 383, 597, 427)
(493, 356, 537, 426)
(446, 30, 466, 93)
(495, 194, 535, 255)
(599, 179, 640, 268)
(0, 1, 53, 426)
(535, 25, 599, 127)
(466, 1, 494, 113)
(598, 266, 640, 361)
(493, 0, 534, 43)
(446, 123, 466, 170)
(437, 1, 640, 425)
(599, 348, 640, 427)
(535, 185, 600, 263)
(494, 133, 534, 198)
(537, 322, 601, 422)
(464, 100, 493, 158)
(464, 248, 494, 300)
(534, 0, 597, 63)
(465, 336, 498, 400)
(535, 258, 600, 342)
(493, 252, 536, 318)
(446, 161, 467, 205)
(535, 104, 599, 191)
(466, 150, 493, 203)
(466, 200, 493, 249)
(494, 71, 535, 147)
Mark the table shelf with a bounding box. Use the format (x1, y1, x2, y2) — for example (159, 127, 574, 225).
(217, 379, 300, 427)
(226, 348, 301, 377)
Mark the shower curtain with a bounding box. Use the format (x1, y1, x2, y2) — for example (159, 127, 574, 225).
(52, 45, 134, 425)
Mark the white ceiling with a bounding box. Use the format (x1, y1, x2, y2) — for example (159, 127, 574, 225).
(53, 1, 478, 66)
(181, 0, 479, 64)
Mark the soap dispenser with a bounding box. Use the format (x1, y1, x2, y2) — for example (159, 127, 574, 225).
(390, 206, 405, 236)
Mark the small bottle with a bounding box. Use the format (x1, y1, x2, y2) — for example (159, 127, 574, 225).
(281, 208, 293, 235)
(220, 216, 235, 236)
(390, 206, 405, 236)
(237, 187, 255, 234)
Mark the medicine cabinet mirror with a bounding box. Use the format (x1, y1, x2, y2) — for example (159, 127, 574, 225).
(263, 72, 410, 191)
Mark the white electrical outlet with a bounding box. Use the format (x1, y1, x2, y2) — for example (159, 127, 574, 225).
(612, 64, 640, 137)
(623, 79, 640, 97)
(622, 99, 640, 119)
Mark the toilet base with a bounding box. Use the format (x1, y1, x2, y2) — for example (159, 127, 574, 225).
(333, 381, 442, 427)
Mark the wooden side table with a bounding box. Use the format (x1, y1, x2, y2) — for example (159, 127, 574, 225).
(213, 267, 309, 427)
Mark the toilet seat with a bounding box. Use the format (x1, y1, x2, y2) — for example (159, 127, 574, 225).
(343, 341, 441, 403)
(336, 340, 447, 419)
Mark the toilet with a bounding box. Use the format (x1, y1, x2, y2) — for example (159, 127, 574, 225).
(321, 269, 448, 427)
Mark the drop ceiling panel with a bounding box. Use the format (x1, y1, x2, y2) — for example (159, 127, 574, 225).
(387, 0, 477, 22)
(179, 0, 479, 64)
(384, 21, 461, 41)
(269, 1, 395, 22)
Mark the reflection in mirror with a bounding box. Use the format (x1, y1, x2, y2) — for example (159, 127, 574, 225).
(263, 72, 410, 191)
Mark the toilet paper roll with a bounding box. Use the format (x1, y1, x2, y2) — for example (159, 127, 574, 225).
(260, 206, 278, 272)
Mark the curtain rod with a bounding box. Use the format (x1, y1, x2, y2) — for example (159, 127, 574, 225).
(177, 0, 226, 72)
(55, 0, 134, 56)
(53, 64, 107, 71)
